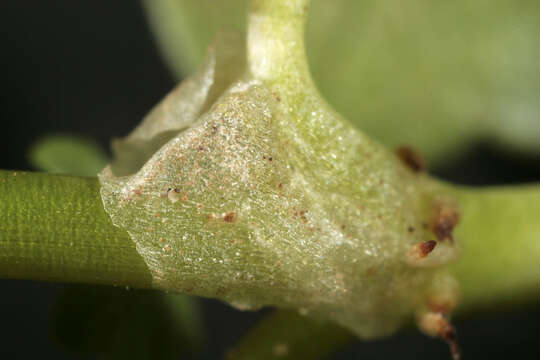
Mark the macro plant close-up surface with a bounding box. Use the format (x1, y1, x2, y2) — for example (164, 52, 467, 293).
(1, 1, 540, 359)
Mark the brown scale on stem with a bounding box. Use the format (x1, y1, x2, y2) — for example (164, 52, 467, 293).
(223, 212, 237, 223)
(406, 240, 437, 264)
(432, 203, 460, 242)
(395, 145, 426, 173)
(417, 311, 461, 360)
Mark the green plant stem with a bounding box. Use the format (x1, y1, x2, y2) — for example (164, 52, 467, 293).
(1, 172, 540, 360)
(452, 184, 540, 311)
(0, 170, 152, 288)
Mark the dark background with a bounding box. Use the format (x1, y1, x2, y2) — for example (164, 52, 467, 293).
(1, 1, 540, 359)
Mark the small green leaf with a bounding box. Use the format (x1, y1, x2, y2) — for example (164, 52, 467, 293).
(29, 134, 109, 176)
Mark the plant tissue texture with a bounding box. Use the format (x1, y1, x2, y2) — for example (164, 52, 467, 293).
(99, 8, 460, 338)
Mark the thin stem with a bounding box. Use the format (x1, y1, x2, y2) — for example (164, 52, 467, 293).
(452, 184, 540, 311)
(248, 0, 312, 84)
(0, 170, 152, 288)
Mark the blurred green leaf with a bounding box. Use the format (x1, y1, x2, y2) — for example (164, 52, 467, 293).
(51, 285, 204, 360)
(29, 134, 109, 176)
(143, 0, 540, 164)
(142, 0, 248, 78)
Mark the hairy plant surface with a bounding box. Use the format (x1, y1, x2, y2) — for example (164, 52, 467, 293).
(100, 0, 461, 346)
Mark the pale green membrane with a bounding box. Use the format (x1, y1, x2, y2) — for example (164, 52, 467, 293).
(99, 25, 459, 338)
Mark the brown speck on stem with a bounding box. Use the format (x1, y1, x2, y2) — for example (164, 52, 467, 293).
(433, 203, 460, 242)
(396, 145, 426, 173)
(299, 210, 308, 223)
(418, 312, 461, 360)
(223, 212, 237, 223)
(166, 188, 180, 203)
(406, 240, 437, 264)
(420, 240, 437, 257)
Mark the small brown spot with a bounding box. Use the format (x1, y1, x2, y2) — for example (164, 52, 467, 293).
(278, 183, 283, 189)
(341, 224, 346, 230)
(262, 155, 266, 160)
(198, 145, 204, 151)
(269, 157, 273, 161)
(396, 145, 426, 172)
(418, 312, 461, 360)
(406, 240, 437, 264)
(408, 225, 415, 233)
(433, 204, 460, 242)
(223, 212, 237, 223)
(419, 240, 437, 257)
(166, 188, 181, 203)
(299, 210, 308, 223)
